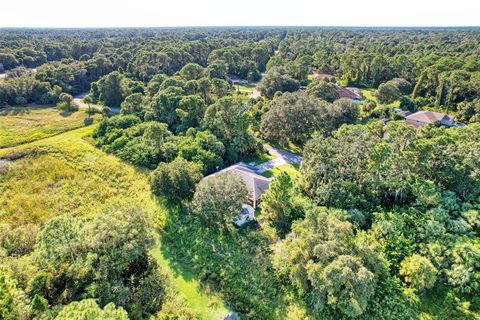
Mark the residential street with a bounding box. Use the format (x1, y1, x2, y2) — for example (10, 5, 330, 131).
(73, 92, 120, 114)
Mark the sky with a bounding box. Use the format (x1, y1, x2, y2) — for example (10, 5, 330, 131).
(1, 0, 479, 28)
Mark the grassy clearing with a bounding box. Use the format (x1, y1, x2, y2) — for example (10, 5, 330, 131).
(0, 106, 98, 148)
(0, 125, 160, 226)
(0, 123, 231, 318)
(361, 88, 400, 107)
(261, 163, 299, 178)
(152, 244, 232, 320)
(235, 83, 256, 93)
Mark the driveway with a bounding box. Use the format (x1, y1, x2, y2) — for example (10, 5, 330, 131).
(254, 145, 302, 173)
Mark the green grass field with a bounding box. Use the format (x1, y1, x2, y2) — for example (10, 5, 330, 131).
(0, 106, 97, 148)
(235, 83, 256, 93)
(0, 122, 230, 319)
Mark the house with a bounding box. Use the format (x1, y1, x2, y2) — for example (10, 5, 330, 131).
(227, 75, 248, 85)
(405, 111, 454, 128)
(312, 71, 334, 81)
(205, 162, 271, 226)
(337, 86, 362, 100)
(211, 162, 271, 208)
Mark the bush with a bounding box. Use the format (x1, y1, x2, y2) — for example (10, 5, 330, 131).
(149, 158, 203, 203)
(376, 82, 401, 104)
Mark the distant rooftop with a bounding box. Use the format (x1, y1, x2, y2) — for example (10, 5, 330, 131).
(405, 110, 453, 123)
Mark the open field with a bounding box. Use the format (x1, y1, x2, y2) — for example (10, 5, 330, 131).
(0, 124, 231, 319)
(0, 106, 97, 148)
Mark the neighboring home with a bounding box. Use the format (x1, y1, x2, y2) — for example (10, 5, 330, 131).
(405, 110, 454, 128)
(205, 162, 271, 226)
(312, 71, 334, 81)
(227, 75, 248, 85)
(337, 86, 362, 100)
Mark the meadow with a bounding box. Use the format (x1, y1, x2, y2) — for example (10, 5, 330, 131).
(0, 106, 96, 148)
(0, 115, 231, 319)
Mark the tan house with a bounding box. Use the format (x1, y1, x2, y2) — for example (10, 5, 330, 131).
(405, 111, 454, 128)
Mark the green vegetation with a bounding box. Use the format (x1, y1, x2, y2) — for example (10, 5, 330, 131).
(0, 106, 96, 148)
(151, 245, 231, 320)
(1, 27, 480, 320)
(0, 124, 234, 319)
(261, 163, 299, 178)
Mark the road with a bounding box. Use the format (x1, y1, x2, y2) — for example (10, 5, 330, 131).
(73, 92, 120, 114)
(254, 145, 302, 173)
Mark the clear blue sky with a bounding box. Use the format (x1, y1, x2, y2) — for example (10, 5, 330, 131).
(2, 0, 479, 28)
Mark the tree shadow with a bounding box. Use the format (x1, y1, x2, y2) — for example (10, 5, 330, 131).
(59, 110, 77, 118)
(0, 106, 31, 116)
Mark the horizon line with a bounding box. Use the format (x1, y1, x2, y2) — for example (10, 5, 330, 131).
(1, 25, 479, 30)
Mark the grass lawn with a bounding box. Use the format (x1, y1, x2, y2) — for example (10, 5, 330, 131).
(261, 163, 299, 178)
(243, 150, 275, 165)
(0, 124, 231, 318)
(361, 88, 400, 107)
(235, 83, 256, 93)
(152, 244, 232, 320)
(0, 106, 98, 148)
(266, 139, 303, 156)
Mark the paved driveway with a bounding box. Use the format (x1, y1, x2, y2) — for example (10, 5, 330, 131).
(254, 145, 302, 173)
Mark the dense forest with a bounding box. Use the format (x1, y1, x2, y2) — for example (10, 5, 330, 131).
(0, 27, 479, 320)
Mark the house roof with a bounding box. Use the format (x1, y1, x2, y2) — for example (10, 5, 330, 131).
(312, 72, 334, 81)
(405, 111, 453, 124)
(337, 86, 362, 100)
(207, 162, 271, 201)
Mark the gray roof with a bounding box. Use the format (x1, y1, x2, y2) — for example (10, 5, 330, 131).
(207, 162, 271, 201)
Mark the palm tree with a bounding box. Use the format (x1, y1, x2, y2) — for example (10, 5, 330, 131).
(83, 95, 94, 118)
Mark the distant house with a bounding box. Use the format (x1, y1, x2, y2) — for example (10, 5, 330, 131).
(205, 162, 271, 226)
(227, 75, 248, 85)
(405, 111, 454, 128)
(337, 86, 362, 100)
(312, 71, 334, 81)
